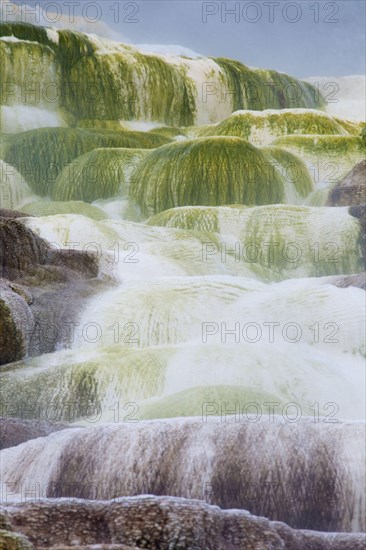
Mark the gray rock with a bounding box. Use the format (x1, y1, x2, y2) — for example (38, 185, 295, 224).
(0, 418, 68, 450)
(325, 272, 366, 290)
(0, 215, 105, 365)
(1, 497, 365, 549)
(0, 278, 34, 365)
(327, 161, 366, 206)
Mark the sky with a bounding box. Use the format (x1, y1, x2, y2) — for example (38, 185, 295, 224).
(3, 0, 366, 78)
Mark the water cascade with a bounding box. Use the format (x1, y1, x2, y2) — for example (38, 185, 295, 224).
(0, 159, 32, 209)
(3, 127, 169, 195)
(0, 21, 324, 132)
(0, 18, 365, 549)
(199, 108, 348, 145)
(52, 148, 150, 203)
(1, 419, 364, 532)
(130, 137, 289, 215)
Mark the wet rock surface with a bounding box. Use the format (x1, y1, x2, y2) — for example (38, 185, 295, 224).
(0, 219, 49, 280)
(0, 214, 105, 365)
(349, 204, 366, 230)
(0, 218, 99, 282)
(0, 278, 35, 365)
(0, 209, 32, 220)
(0, 418, 68, 450)
(327, 160, 366, 206)
(1, 419, 364, 533)
(326, 272, 366, 290)
(349, 204, 366, 268)
(0, 497, 365, 549)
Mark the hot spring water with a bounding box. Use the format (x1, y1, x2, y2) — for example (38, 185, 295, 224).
(0, 21, 365, 542)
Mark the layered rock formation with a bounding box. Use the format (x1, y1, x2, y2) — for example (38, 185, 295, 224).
(0, 418, 68, 450)
(0, 497, 365, 549)
(0, 214, 104, 365)
(327, 160, 366, 206)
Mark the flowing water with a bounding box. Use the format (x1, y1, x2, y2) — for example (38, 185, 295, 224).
(0, 18, 365, 545)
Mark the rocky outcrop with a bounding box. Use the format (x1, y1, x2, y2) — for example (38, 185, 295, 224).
(327, 160, 366, 206)
(46, 249, 99, 282)
(349, 204, 366, 268)
(0, 278, 34, 365)
(349, 204, 366, 228)
(0, 497, 365, 549)
(0, 418, 68, 450)
(0, 219, 49, 281)
(0, 214, 104, 365)
(0, 218, 99, 282)
(361, 126, 366, 146)
(326, 272, 366, 290)
(0, 209, 32, 220)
